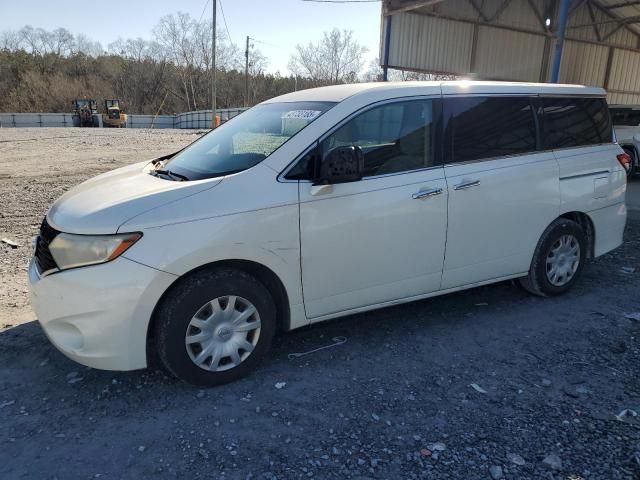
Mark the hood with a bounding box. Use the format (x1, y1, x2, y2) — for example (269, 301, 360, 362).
(47, 161, 222, 234)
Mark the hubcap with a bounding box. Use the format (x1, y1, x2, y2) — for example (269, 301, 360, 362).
(546, 234, 581, 287)
(185, 295, 261, 372)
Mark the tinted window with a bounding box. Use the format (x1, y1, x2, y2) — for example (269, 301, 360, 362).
(610, 107, 640, 127)
(320, 100, 435, 177)
(445, 96, 537, 163)
(542, 97, 612, 149)
(285, 146, 319, 180)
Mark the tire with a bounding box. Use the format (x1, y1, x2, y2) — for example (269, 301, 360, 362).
(518, 218, 587, 297)
(153, 268, 276, 386)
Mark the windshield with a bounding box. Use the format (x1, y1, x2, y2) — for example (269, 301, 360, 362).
(165, 101, 335, 180)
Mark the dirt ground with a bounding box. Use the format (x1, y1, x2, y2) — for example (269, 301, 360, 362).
(1, 128, 639, 479)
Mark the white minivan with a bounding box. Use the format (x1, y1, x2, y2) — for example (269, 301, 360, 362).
(29, 81, 629, 386)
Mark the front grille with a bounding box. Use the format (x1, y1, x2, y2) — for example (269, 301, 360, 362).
(34, 218, 59, 274)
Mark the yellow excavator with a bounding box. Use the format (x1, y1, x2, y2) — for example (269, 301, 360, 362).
(102, 99, 127, 128)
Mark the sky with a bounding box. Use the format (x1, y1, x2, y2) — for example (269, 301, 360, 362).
(0, 0, 383, 74)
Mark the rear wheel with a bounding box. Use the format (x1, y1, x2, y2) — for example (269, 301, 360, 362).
(153, 268, 276, 386)
(518, 218, 587, 296)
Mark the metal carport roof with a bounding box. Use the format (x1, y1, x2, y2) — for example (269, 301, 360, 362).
(380, 0, 640, 103)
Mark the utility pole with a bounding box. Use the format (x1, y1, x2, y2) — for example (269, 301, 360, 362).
(245, 36, 250, 108)
(211, 0, 217, 128)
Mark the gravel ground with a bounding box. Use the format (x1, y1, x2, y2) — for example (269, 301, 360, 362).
(0, 128, 639, 479)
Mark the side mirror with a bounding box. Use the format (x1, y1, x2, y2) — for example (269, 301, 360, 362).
(315, 145, 364, 185)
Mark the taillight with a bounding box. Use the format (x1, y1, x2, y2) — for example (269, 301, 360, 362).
(617, 153, 632, 172)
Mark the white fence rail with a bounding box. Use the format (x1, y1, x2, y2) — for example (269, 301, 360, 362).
(0, 108, 246, 129)
(0, 112, 76, 128)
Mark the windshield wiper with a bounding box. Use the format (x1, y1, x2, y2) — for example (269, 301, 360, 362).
(151, 169, 189, 181)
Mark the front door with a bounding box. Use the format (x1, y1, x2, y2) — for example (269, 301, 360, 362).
(298, 98, 448, 319)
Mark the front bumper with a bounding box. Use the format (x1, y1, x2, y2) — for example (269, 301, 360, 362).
(29, 256, 177, 371)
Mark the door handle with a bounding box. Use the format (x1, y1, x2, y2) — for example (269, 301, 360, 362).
(453, 180, 480, 191)
(412, 188, 443, 200)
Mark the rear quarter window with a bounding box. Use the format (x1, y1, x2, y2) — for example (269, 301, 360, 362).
(542, 97, 612, 149)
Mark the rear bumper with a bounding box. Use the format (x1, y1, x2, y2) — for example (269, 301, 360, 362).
(29, 257, 176, 371)
(590, 202, 627, 257)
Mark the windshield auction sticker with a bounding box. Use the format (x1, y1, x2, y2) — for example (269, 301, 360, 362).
(283, 110, 322, 120)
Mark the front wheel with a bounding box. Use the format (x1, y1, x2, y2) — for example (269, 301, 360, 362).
(518, 218, 587, 296)
(153, 268, 277, 386)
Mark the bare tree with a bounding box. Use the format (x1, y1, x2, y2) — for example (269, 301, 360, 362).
(108, 37, 162, 62)
(106, 37, 169, 114)
(395, 70, 457, 81)
(0, 21, 339, 113)
(0, 30, 22, 51)
(288, 28, 367, 84)
(48, 28, 75, 56)
(361, 57, 458, 82)
(75, 34, 103, 57)
(361, 57, 383, 82)
(19, 26, 47, 55)
(153, 12, 197, 109)
(249, 47, 268, 76)
(153, 12, 241, 110)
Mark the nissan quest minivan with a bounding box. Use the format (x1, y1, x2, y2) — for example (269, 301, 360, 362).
(29, 81, 629, 386)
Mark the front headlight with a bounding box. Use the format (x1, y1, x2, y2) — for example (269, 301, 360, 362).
(49, 232, 142, 271)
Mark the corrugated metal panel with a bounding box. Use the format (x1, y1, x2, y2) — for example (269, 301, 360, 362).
(474, 27, 545, 81)
(567, 4, 602, 43)
(596, 12, 638, 48)
(558, 41, 609, 86)
(562, 1, 638, 48)
(428, 0, 640, 49)
(385, 1, 640, 101)
(608, 48, 640, 92)
(597, 0, 640, 38)
(489, 0, 545, 32)
(432, 0, 478, 22)
(609, 92, 640, 104)
(432, 0, 544, 31)
(606, 27, 638, 49)
(388, 12, 473, 73)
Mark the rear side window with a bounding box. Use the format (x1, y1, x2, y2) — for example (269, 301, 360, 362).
(445, 96, 537, 163)
(542, 97, 612, 149)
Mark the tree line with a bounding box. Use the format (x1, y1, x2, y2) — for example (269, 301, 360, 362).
(0, 13, 446, 114)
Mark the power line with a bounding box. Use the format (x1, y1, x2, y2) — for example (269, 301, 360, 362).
(218, 0, 233, 44)
(251, 38, 286, 50)
(198, 0, 211, 24)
